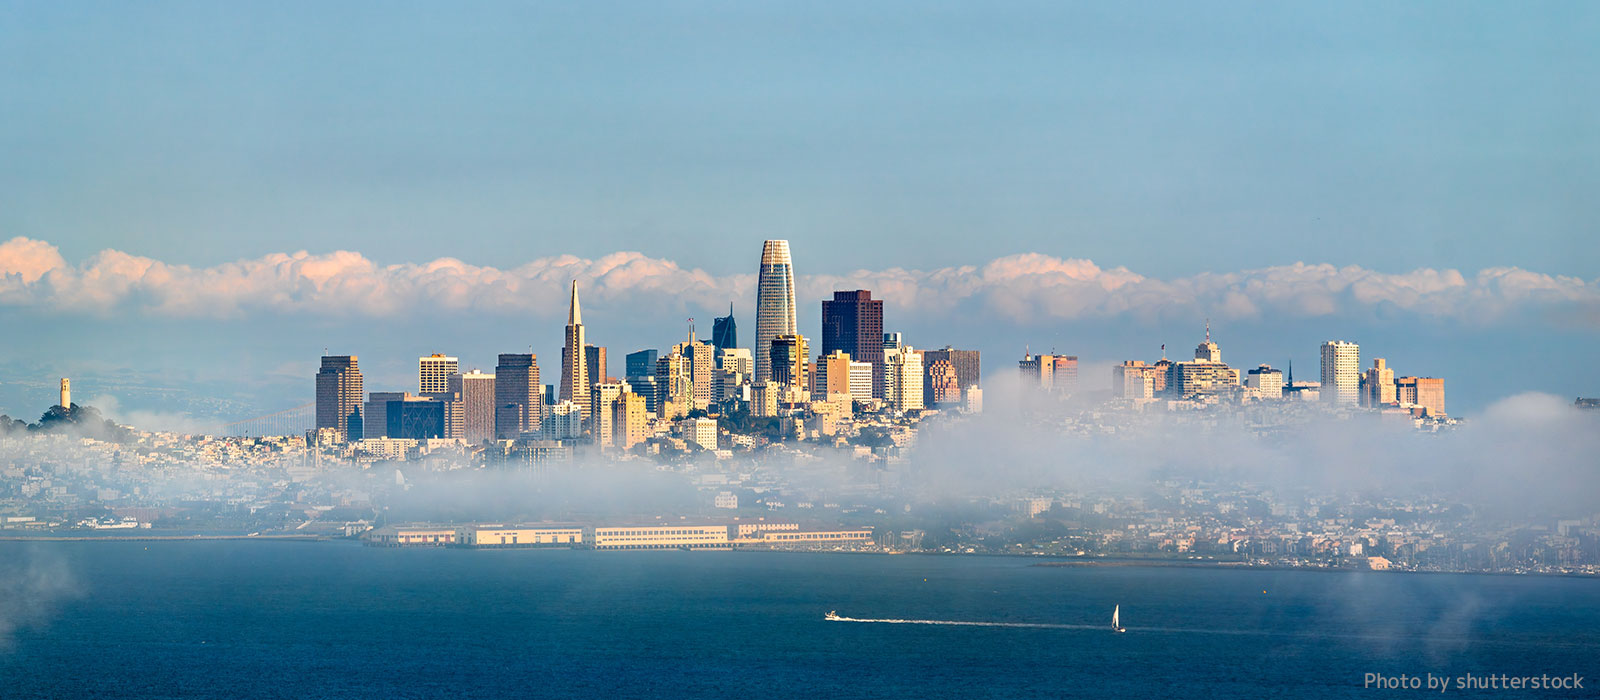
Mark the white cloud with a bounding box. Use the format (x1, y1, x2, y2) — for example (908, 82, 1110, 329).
(1, 236, 1595, 327)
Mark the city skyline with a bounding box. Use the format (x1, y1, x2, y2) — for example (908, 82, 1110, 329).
(0, 233, 1591, 426)
(4, 5, 1597, 698)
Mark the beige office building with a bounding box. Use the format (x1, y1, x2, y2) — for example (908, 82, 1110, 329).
(418, 354, 458, 395)
(750, 381, 778, 417)
(848, 360, 873, 401)
(612, 392, 648, 450)
(449, 370, 497, 444)
(1244, 365, 1284, 399)
(591, 381, 629, 448)
(1396, 376, 1445, 417)
(814, 350, 854, 397)
(685, 417, 718, 451)
(1363, 358, 1397, 407)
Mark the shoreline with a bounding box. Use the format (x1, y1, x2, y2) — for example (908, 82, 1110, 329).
(0, 534, 328, 542)
(2, 534, 1596, 578)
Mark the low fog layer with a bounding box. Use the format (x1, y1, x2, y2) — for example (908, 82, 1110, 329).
(913, 379, 1599, 517)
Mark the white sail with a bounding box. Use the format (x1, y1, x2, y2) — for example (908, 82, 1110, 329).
(1112, 605, 1120, 628)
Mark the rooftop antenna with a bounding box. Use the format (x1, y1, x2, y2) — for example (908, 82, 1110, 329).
(686, 318, 695, 344)
(1205, 318, 1211, 343)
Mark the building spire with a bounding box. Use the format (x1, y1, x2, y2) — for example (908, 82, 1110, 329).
(567, 280, 582, 326)
(1205, 318, 1210, 343)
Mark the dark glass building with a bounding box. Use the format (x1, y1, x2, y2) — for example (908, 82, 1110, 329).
(387, 399, 445, 441)
(820, 290, 885, 397)
(625, 349, 658, 380)
(712, 303, 737, 352)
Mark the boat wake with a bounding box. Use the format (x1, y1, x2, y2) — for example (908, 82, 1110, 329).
(825, 615, 1101, 631)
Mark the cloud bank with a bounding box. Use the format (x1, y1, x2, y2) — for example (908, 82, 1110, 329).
(2, 237, 1595, 327)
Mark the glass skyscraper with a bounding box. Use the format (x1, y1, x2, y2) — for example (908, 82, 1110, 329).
(821, 290, 884, 397)
(754, 240, 796, 383)
(712, 302, 737, 352)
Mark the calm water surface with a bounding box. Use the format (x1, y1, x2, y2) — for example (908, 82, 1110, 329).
(1, 541, 1595, 698)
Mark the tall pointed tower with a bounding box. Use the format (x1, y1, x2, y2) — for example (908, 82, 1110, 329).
(754, 240, 796, 383)
(561, 280, 590, 421)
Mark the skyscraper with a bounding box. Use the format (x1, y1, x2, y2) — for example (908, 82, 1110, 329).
(387, 396, 445, 441)
(315, 355, 364, 441)
(1320, 340, 1361, 406)
(754, 240, 796, 383)
(495, 353, 542, 439)
(670, 325, 715, 409)
(821, 290, 885, 398)
(926, 360, 961, 406)
(1050, 356, 1079, 395)
(1363, 358, 1396, 407)
(625, 349, 658, 381)
(363, 391, 406, 439)
(654, 351, 692, 420)
(585, 345, 608, 386)
(561, 281, 590, 421)
(590, 381, 629, 449)
(884, 345, 925, 411)
(449, 370, 497, 444)
(1018, 353, 1055, 390)
(612, 392, 647, 450)
(1396, 376, 1446, 417)
(770, 334, 809, 390)
(921, 347, 980, 393)
(712, 302, 738, 352)
(814, 350, 854, 398)
(418, 354, 458, 394)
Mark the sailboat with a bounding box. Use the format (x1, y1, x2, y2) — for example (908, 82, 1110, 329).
(1112, 605, 1126, 633)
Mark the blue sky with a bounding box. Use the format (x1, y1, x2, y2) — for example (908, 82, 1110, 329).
(0, 2, 1596, 424)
